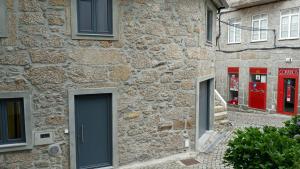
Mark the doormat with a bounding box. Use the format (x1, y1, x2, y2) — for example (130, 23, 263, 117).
(180, 158, 200, 166)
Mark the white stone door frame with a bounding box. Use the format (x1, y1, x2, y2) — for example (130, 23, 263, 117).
(195, 74, 215, 151)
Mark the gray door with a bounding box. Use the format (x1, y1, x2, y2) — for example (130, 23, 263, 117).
(199, 80, 210, 137)
(75, 94, 112, 169)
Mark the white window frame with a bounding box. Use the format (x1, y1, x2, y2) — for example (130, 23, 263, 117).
(251, 14, 268, 42)
(280, 8, 300, 40)
(228, 19, 242, 44)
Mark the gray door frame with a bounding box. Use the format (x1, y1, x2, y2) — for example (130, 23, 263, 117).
(195, 75, 215, 151)
(69, 88, 118, 169)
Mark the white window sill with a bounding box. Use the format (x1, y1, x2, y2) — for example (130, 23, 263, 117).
(77, 33, 114, 37)
(72, 33, 119, 41)
(227, 42, 241, 45)
(278, 37, 299, 41)
(251, 40, 268, 43)
(0, 143, 27, 148)
(0, 143, 33, 153)
(97, 166, 113, 169)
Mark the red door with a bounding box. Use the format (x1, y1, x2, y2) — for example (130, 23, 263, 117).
(248, 68, 267, 111)
(277, 68, 299, 115)
(228, 67, 239, 105)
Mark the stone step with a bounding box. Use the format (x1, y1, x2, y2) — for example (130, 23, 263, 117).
(219, 119, 230, 125)
(214, 105, 226, 113)
(215, 99, 221, 104)
(214, 111, 228, 121)
(215, 101, 223, 107)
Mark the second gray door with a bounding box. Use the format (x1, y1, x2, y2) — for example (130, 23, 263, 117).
(199, 80, 210, 137)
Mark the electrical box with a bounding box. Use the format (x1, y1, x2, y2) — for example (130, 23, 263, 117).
(34, 131, 54, 146)
(185, 139, 190, 148)
(285, 58, 293, 63)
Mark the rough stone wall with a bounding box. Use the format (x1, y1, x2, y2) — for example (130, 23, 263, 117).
(216, 0, 300, 113)
(0, 0, 217, 168)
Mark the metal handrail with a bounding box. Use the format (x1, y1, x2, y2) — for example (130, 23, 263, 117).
(215, 89, 227, 109)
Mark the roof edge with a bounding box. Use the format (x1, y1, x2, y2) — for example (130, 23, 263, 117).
(212, 0, 229, 9)
(229, 0, 283, 9)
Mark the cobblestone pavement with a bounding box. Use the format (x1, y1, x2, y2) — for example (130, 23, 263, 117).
(136, 111, 291, 169)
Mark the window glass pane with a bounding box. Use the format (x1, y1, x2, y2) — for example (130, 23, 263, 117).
(207, 9, 213, 42)
(0, 1, 8, 37)
(290, 15, 299, 37)
(252, 21, 259, 40)
(78, 0, 93, 32)
(290, 28, 298, 37)
(281, 31, 289, 38)
(281, 30, 288, 38)
(291, 15, 299, 26)
(260, 20, 267, 40)
(0, 109, 1, 141)
(260, 31, 267, 40)
(282, 16, 289, 25)
(235, 24, 241, 42)
(261, 19, 267, 29)
(252, 31, 259, 41)
(96, 0, 112, 34)
(6, 100, 23, 140)
(281, 16, 289, 38)
(229, 26, 234, 43)
(234, 23, 241, 43)
(253, 20, 259, 29)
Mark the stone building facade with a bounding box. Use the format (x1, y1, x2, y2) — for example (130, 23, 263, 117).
(0, 0, 227, 168)
(216, 0, 300, 114)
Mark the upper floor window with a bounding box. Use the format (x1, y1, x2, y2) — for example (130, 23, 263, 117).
(228, 19, 241, 44)
(71, 0, 119, 40)
(280, 8, 299, 39)
(77, 0, 112, 34)
(252, 14, 268, 42)
(206, 7, 213, 43)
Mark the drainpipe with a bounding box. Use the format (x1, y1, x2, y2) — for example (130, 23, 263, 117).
(216, 7, 224, 50)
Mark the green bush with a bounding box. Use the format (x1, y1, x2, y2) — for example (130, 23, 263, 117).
(279, 115, 300, 138)
(224, 116, 300, 169)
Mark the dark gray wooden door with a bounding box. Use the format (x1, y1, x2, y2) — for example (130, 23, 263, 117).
(199, 80, 210, 137)
(75, 94, 112, 169)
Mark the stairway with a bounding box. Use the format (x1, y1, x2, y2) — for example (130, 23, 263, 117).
(214, 90, 230, 131)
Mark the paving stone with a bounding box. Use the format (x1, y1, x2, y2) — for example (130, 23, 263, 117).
(132, 111, 290, 169)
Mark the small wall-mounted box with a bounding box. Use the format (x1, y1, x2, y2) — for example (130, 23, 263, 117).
(285, 58, 293, 63)
(34, 131, 54, 146)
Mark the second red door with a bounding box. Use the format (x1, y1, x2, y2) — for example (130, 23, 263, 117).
(248, 68, 268, 111)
